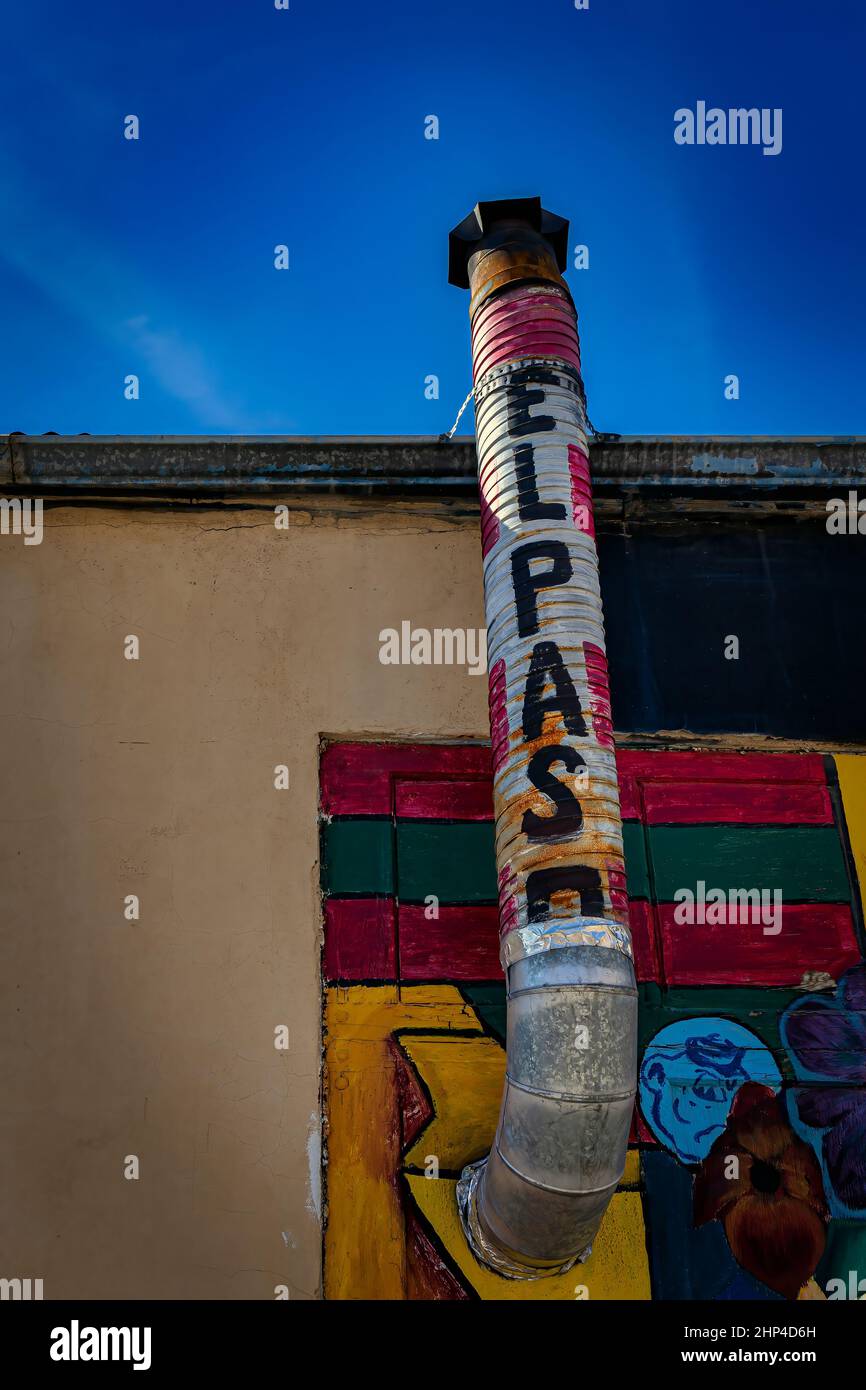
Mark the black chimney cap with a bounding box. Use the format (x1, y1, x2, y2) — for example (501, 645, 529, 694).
(448, 196, 570, 288)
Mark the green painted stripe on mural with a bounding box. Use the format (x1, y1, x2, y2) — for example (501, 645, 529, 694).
(638, 982, 800, 1077)
(322, 818, 394, 895)
(396, 821, 498, 902)
(648, 825, 850, 902)
(397, 820, 650, 904)
(461, 984, 507, 1045)
(322, 819, 845, 910)
(622, 820, 650, 899)
(323, 817, 660, 902)
(817, 1223, 866, 1292)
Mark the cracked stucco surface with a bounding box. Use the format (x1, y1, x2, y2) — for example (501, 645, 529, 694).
(0, 498, 488, 1299)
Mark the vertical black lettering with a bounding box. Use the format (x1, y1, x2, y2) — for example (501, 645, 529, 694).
(526, 865, 605, 922)
(511, 541, 572, 638)
(522, 745, 586, 839)
(522, 641, 587, 739)
(515, 443, 567, 522)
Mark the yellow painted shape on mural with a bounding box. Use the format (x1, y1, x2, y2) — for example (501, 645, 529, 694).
(407, 1175, 650, 1300)
(399, 1033, 643, 1192)
(399, 1034, 505, 1170)
(837, 755, 866, 903)
(325, 985, 645, 1299)
(324, 984, 483, 1300)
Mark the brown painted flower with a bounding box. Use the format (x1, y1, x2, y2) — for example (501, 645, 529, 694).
(693, 1081, 829, 1300)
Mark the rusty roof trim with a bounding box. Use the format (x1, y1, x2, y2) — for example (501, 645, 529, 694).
(2, 434, 865, 498)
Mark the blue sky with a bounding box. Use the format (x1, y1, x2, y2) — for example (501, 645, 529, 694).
(1, 0, 863, 437)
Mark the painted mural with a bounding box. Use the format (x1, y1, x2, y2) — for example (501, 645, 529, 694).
(320, 741, 866, 1300)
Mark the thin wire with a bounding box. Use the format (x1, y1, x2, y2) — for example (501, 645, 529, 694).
(439, 349, 618, 444)
(439, 385, 475, 442)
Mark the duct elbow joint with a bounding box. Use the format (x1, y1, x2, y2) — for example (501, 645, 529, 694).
(458, 938, 637, 1279)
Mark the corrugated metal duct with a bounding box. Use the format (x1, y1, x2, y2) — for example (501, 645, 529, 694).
(448, 198, 637, 1278)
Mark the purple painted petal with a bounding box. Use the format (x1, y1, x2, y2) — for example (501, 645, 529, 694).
(840, 965, 866, 1018)
(785, 998, 866, 1082)
(794, 1086, 862, 1130)
(824, 1103, 866, 1210)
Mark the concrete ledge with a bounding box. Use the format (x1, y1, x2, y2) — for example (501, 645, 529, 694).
(3, 434, 865, 497)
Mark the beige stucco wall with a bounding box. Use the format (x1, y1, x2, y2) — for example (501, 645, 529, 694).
(0, 495, 488, 1299)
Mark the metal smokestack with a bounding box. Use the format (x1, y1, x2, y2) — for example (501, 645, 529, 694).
(449, 198, 637, 1278)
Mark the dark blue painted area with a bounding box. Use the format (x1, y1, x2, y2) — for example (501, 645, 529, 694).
(641, 1150, 783, 1301)
(598, 528, 866, 741)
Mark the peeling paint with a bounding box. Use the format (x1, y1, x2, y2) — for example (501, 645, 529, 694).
(306, 1111, 322, 1222)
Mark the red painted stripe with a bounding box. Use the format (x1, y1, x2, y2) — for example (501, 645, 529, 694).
(470, 285, 581, 376)
(584, 640, 615, 750)
(616, 750, 829, 824)
(640, 780, 833, 825)
(568, 445, 595, 538)
(618, 778, 640, 821)
(321, 742, 493, 816)
(657, 901, 859, 987)
(629, 1105, 658, 1147)
(615, 749, 827, 785)
(628, 898, 660, 983)
(399, 904, 503, 981)
(323, 897, 395, 981)
(395, 778, 493, 821)
(488, 659, 510, 775)
(323, 743, 833, 825)
(479, 487, 500, 557)
(497, 863, 520, 941)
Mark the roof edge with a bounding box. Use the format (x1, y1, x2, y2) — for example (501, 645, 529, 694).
(2, 435, 865, 497)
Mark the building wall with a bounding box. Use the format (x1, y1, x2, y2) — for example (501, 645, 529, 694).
(2, 487, 864, 1300)
(0, 496, 488, 1299)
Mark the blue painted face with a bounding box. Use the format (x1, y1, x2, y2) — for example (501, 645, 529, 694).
(639, 1018, 782, 1163)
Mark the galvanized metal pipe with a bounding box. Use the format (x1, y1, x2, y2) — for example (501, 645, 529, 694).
(449, 200, 637, 1278)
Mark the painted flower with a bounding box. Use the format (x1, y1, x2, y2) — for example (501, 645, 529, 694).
(781, 964, 866, 1213)
(693, 1082, 828, 1300)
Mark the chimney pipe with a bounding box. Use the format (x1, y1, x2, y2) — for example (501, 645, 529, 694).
(449, 198, 637, 1278)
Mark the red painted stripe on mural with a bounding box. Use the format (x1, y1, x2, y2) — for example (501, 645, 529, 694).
(399, 904, 503, 981)
(628, 898, 660, 983)
(321, 742, 493, 816)
(616, 749, 828, 784)
(639, 779, 833, 825)
(629, 1104, 658, 1147)
(323, 742, 833, 824)
(323, 893, 859, 988)
(323, 897, 396, 981)
(395, 778, 494, 821)
(618, 778, 640, 821)
(616, 750, 830, 825)
(657, 901, 859, 987)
